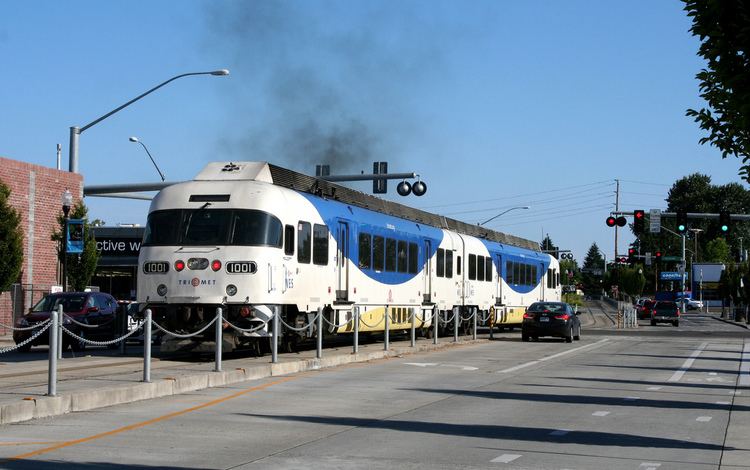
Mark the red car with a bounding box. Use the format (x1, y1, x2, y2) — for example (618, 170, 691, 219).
(639, 300, 656, 320)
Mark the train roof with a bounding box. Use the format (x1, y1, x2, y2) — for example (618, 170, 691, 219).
(193, 162, 541, 252)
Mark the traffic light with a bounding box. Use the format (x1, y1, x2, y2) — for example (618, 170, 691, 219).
(605, 215, 627, 227)
(719, 210, 730, 234)
(628, 247, 636, 263)
(655, 251, 662, 263)
(617, 256, 628, 263)
(633, 210, 645, 234)
(676, 211, 688, 234)
(606, 216, 616, 227)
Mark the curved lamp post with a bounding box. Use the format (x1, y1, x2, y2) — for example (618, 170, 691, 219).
(478, 206, 530, 226)
(129, 137, 165, 181)
(68, 69, 229, 173)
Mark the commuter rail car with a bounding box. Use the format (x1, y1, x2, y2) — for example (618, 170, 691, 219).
(137, 162, 561, 353)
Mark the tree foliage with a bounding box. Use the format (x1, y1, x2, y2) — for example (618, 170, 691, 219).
(684, 0, 750, 181)
(0, 181, 23, 291)
(51, 201, 100, 291)
(705, 237, 731, 262)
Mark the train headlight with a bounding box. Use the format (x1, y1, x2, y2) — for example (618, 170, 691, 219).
(175, 260, 185, 272)
(226, 284, 238, 296)
(211, 260, 222, 272)
(157, 284, 168, 296)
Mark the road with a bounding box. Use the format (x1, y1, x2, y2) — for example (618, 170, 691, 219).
(0, 313, 748, 469)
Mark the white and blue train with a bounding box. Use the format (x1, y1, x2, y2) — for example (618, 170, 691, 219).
(137, 162, 561, 353)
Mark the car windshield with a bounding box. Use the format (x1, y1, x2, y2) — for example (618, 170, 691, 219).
(527, 302, 567, 313)
(31, 295, 86, 313)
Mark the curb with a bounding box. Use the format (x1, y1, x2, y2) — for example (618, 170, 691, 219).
(0, 338, 482, 425)
(706, 314, 749, 330)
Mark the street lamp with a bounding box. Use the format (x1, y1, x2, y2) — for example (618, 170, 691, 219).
(129, 137, 165, 181)
(61, 189, 73, 291)
(478, 206, 530, 226)
(68, 69, 230, 173)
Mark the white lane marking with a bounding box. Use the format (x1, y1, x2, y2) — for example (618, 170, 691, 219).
(709, 372, 718, 376)
(668, 341, 709, 382)
(403, 363, 438, 367)
(740, 342, 750, 387)
(696, 416, 712, 422)
(716, 401, 731, 405)
(639, 463, 661, 470)
(441, 364, 479, 371)
(491, 454, 522, 463)
(624, 396, 640, 401)
(592, 411, 610, 417)
(497, 339, 609, 374)
(647, 386, 663, 391)
(549, 429, 570, 436)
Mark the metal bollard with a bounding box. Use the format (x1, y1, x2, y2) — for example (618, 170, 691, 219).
(143, 309, 152, 383)
(316, 307, 323, 359)
(353, 306, 359, 354)
(410, 307, 415, 347)
(119, 304, 127, 355)
(271, 305, 279, 364)
(215, 307, 223, 372)
(384, 305, 390, 351)
(473, 307, 477, 341)
(453, 307, 459, 342)
(48, 310, 58, 396)
(433, 306, 438, 345)
(57, 305, 63, 360)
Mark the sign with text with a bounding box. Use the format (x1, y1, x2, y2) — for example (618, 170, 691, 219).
(660, 271, 687, 281)
(649, 209, 661, 233)
(96, 238, 142, 257)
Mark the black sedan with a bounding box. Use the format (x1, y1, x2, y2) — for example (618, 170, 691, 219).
(521, 302, 581, 343)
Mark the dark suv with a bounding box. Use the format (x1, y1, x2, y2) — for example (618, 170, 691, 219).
(14, 292, 119, 351)
(650, 300, 680, 327)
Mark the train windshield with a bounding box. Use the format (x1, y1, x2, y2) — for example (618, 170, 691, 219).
(143, 209, 283, 247)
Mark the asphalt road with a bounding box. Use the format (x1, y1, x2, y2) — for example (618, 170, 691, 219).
(0, 314, 748, 470)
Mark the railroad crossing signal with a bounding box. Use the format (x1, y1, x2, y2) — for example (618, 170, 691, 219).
(606, 215, 627, 227)
(719, 210, 730, 234)
(676, 211, 688, 234)
(628, 248, 636, 263)
(633, 210, 645, 234)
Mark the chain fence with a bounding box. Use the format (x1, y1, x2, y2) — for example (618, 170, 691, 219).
(276, 312, 321, 332)
(0, 319, 53, 354)
(61, 323, 145, 347)
(152, 316, 219, 339)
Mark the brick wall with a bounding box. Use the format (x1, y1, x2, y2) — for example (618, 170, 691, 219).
(0, 156, 83, 333)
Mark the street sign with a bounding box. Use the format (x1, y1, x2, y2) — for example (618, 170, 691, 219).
(645, 252, 652, 266)
(660, 271, 687, 281)
(649, 209, 661, 233)
(663, 256, 682, 262)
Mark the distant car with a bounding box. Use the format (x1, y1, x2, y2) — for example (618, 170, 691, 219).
(13, 292, 119, 351)
(522, 302, 581, 343)
(651, 300, 680, 327)
(639, 300, 656, 320)
(686, 299, 704, 310)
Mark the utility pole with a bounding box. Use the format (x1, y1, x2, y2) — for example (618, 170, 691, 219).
(614, 179, 620, 261)
(680, 233, 687, 313)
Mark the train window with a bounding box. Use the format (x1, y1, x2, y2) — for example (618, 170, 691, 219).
(468, 254, 476, 280)
(436, 248, 445, 277)
(513, 262, 521, 285)
(143, 210, 182, 246)
(297, 222, 311, 264)
(312, 224, 329, 265)
(445, 251, 453, 278)
(485, 257, 493, 282)
(547, 268, 552, 288)
(230, 210, 283, 247)
(397, 240, 408, 273)
(477, 256, 485, 281)
(532, 266, 537, 285)
(182, 209, 233, 246)
(386, 239, 397, 272)
(506, 261, 513, 284)
(373, 236, 385, 271)
(457, 256, 461, 275)
(408, 242, 418, 274)
(526, 264, 532, 285)
(358, 233, 371, 270)
(556, 270, 560, 288)
(284, 225, 295, 256)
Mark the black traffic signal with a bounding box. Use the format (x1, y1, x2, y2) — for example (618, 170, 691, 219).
(606, 215, 627, 227)
(655, 251, 662, 263)
(628, 247, 636, 263)
(606, 216, 616, 227)
(719, 210, 730, 234)
(633, 210, 645, 234)
(676, 211, 688, 234)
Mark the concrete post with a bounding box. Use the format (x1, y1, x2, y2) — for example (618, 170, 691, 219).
(384, 305, 390, 351)
(316, 307, 323, 359)
(271, 305, 279, 364)
(143, 309, 152, 383)
(453, 307, 459, 342)
(410, 307, 415, 347)
(57, 305, 63, 360)
(47, 310, 58, 397)
(473, 307, 477, 340)
(215, 307, 223, 372)
(353, 306, 359, 354)
(433, 306, 438, 345)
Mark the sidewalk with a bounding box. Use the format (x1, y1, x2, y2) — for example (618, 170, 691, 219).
(0, 334, 485, 425)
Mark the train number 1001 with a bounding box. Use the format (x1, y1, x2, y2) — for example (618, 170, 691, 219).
(226, 261, 258, 274)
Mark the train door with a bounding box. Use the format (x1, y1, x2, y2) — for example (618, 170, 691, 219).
(455, 233, 467, 306)
(423, 239, 432, 303)
(495, 254, 503, 305)
(335, 221, 350, 301)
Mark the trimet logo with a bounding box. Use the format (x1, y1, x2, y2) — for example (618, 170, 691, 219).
(178, 278, 216, 287)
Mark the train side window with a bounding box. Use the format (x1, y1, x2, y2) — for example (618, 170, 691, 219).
(284, 225, 295, 256)
(408, 242, 418, 274)
(386, 238, 397, 272)
(373, 236, 385, 271)
(476, 255, 485, 281)
(468, 254, 477, 280)
(513, 262, 521, 285)
(526, 264, 532, 285)
(397, 240, 408, 273)
(358, 233, 372, 269)
(312, 224, 329, 266)
(547, 268, 552, 288)
(457, 256, 461, 275)
(507, 261, 513, 284)
(436, 248, 445, 277)
(485, 257, 493, 282)
(297, 222, 311, 264)
(532, 266, 537, 285)
(445, 251, 453, 278)
(556, 270, 560, 288)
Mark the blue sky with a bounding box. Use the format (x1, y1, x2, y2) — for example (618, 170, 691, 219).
(0, 0, 742, 263)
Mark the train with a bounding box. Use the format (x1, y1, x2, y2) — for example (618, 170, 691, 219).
(137, 162, 561, 353)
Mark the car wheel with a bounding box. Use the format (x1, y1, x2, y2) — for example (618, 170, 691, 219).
(673, 321, 679, 327)
(522, 334, 530, 342)
(650, 320, 656, 326)
(17, 343, 31, 353)
(573, 326, 581, 341)
(565, 329, 573, 343)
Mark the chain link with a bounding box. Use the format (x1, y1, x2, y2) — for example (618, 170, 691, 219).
(358, 313, 384, 328)
(439, 310, 457, 325)
(61, 323, 144, 347)
(152, 316, 218, 339)
(276, 312, 321, 332)
(460, 310, 477, 322)
(321, 312, 352, 328)
(0, 321, 53, 354)
(0, 317, 52, 331)
(63, 313, 117, 329)
(222, 317, 268, 333)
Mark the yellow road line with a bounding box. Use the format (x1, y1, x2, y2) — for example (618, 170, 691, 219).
(10, 376, 295, 461)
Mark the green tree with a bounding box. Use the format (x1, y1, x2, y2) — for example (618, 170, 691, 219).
(0, 181, 23, 291)
(51, 201, 100, 291)
(705, 237, 731, 262)
(684, 0, 750, 181)
(540, 234, 557, 258)
(619, 266, 646, 299)
(580, 242, 605, 294)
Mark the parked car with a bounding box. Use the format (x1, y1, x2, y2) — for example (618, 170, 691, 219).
(651, 300, 680, 327)
(638, 300, 656, 320)
(522, 302, 581, 343)
(13, 292, 119, 351)
(686, 299, 704, 310)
